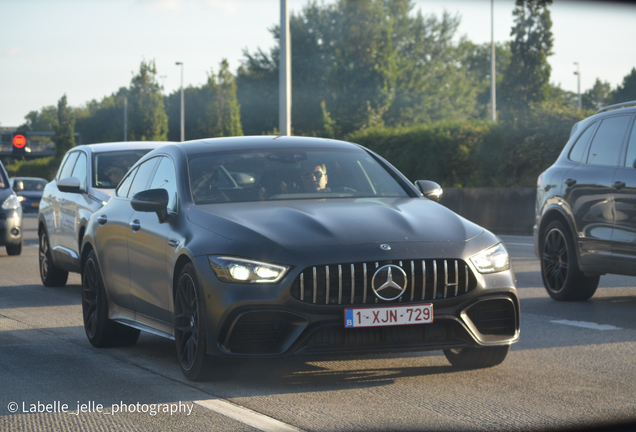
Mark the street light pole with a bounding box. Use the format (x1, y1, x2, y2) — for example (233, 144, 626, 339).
(279, 0, 291, 136)
(175, 62, 185, 141)
(574, 62, 581, 110)
(123, 96, 127, 142)
(490, 0, 496, 122)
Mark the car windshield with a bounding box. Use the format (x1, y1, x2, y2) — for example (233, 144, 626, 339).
(188, 147, 409, 204)
(93, 150, 153, 189)
(17, 179, 47, 191)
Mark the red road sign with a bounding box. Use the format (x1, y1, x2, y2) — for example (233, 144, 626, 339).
(13, 134, 27, 148)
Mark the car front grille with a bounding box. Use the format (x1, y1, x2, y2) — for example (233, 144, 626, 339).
(290, 259, 477, 306)
(465, 298, 517, 336)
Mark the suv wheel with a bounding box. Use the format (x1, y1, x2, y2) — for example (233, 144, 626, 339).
(541, 221, 599, 301)
(39, 229, 68, 287)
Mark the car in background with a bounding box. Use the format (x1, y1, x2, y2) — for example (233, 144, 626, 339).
(80, 136, 520, 381)
(38, 141, 170, 287)
(535, 100, 636, 301)
(10, 177, 48, 213)
(0, 160, 23, 255)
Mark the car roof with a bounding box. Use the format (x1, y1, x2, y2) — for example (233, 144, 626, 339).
(175, 136, 363, 155)
(73, 141, 173, 154)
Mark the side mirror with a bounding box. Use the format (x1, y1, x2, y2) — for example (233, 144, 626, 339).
(13, 181, 24, 193)
(131, 188, 170, 222)
(414, 180, 443, 202)
(57, 177, 82, 194)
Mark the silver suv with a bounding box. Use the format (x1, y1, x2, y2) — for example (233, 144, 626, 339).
(38, 142, 167, 286)
(0, 160, 23, 256)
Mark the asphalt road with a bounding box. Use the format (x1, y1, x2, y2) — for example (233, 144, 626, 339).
(1, 215, 635, 431)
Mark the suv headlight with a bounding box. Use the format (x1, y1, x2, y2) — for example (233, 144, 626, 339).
(209, 256, 289, 284)
(1, 194, 20, 210)
(470, 243, 510, 274)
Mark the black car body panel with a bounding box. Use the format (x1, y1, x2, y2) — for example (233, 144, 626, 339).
(82, 136, 519, 371)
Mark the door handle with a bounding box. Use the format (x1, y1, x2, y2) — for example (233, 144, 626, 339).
(97, 215, 107, 225)
(564, 179, 577, 187)
(612, 181, 626, 190)
(129, 219, 141, 232)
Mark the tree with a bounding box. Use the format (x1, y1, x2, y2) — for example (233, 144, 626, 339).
(202, 59, 244, 137)
(75, 87, 128, 144)
(611, 67, 636, 105)
(53, 94, 76, 161)
(164, 86, 209, 141)
(20, 106, 58, 132)
(128, 60, 168, 141)
(583, 79, 611, 111)
(499, 0, 554, 117)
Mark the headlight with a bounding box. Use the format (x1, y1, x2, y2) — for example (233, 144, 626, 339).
(208, 256, 289, 284)
(17, 196, 26, 202)
(469, 243, 510, 274)
(1, 194, 20, 210)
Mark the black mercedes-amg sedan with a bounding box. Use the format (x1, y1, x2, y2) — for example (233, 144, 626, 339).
(80, 136, 519, 381)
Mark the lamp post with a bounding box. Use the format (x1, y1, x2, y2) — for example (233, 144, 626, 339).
(490, 0, 496, 122)
(123, 96, 127, 142)
(279, 0, 291, 136)
(175, 62, 185, 141)
(574, 62, 581, 110)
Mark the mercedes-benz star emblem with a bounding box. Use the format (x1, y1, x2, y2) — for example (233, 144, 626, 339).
(380, 244, 391, 250)
(371, 265, 407, 301)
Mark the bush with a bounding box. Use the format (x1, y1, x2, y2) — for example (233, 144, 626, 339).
(5, 157, 57, 180)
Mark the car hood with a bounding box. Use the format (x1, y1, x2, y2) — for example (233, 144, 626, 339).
(188, 197, 484, 250)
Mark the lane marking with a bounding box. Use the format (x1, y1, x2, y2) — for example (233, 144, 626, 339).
(195, 399, 305, 432)
(551, 319, 622, 331)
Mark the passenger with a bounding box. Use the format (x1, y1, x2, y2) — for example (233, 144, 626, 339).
(104, 165, 126, 187)
(301, 164, 329, 192)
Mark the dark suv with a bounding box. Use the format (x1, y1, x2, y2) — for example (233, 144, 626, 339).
(535, 101, 636, 301)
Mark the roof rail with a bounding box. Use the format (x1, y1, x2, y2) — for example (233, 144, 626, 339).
(597, 101, 636, 114)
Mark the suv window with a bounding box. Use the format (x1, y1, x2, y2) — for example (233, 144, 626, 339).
(116, 167, 137, 198)
(71, 152, 88, 190)
(569, 123, 597, 163)
(624, 120, 636, 168)
(149, 157, 178, 211)
(586, 115, 632, 166)
(58, 152, 79, 180)
(127, 158, 160, 198)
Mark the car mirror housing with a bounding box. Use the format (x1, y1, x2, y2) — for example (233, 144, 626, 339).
(131, 188, 170, 222)
(13, 181, 24, 193)
(414, 180, 443, 202)
(57, 177, 82, 194)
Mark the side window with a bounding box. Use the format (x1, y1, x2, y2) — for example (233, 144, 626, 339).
(58, 152, 79, 180)
(586, 115, 632, 166)
(568, 123, 597, 163)
(149, 157, 178, 212)
(116, 167, 137, 198)
(127, 158, 160, 198)
(624, 120, 636, 168)
(71, 152, 88, 190)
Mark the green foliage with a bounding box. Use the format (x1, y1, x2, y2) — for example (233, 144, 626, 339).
(53, 94, 76, 161)
(165, 85, 209, 141)
(582, 79, 611, 111)
(4, 157, 56, 180)
(611, 67, 636, 105)
(19, 106, 57, 132)
(128, 60, 168, 141)
(75, 87, 128, 144)
(202, 59, 244, 137)
(499, 0, 554, 118)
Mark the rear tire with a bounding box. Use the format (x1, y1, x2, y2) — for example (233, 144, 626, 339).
(39, 229, 68, 287)
(82, 250, 140, 347)
(444, 345, 509, 369)
(6, 243, 22, 256)
(540, 221, 599, 301)
(174, 263, 211, 381)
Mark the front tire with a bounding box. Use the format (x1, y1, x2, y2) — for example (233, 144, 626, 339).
(6, 242, 22, 256)
(174, 263, 211, 381)
(39, 229, 68, 287)
(82, 250, 140, 347)
(444, 345, 509, 369)
(540, 221, 599, 301)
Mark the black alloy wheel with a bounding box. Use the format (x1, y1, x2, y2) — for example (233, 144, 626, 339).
(38, 229, 68, 287)
(540, 221, 599, 301)
(175, 263, 210, 381)
(82, 250, 139, 347)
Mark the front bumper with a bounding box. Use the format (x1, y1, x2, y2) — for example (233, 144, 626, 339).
(0, 209, 23, 246)
(194, 256, 520, 358)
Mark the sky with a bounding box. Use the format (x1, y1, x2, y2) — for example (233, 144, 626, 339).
(1, 0, 635, 128)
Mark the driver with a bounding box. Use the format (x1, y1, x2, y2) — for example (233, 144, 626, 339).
(301, 163, 329, 192)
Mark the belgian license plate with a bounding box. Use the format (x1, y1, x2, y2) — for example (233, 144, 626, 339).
(32, 203, 39, 208)
(344, 304, 433, 328)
